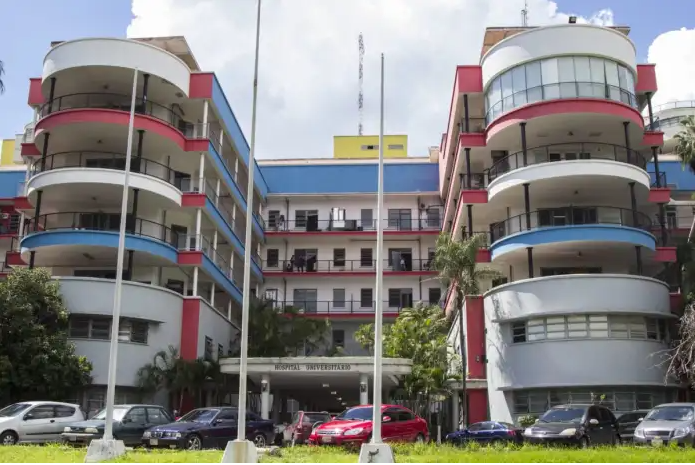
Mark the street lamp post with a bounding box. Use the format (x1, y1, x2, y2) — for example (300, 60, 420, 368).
(85, 68, 139, 463)
(222, 0, 262, 463)
(358, 53, 394, 464)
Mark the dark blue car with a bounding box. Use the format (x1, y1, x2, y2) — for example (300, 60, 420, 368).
(445, 421, 523, 445)
(142, 407, 275, 450)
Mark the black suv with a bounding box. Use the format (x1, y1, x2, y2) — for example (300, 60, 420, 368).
(616, 410, 650, 443)
(522, 404, 620, 447)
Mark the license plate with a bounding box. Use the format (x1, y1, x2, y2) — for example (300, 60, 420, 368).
(652, 437, 663, 447)
(67, 435, 76, 442)
(321, 436, 333, 443)
(149, 439, 159, 446)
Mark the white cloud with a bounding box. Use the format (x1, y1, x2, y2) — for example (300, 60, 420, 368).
(647, 27, 695, 106)
(127, 0, 613, 159)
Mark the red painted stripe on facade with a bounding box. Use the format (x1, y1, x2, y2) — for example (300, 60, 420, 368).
(28, 78, 44, 105)
(643, 131, 664, 147)
(180, 298, 201, 359)
(189, 73, 214, 99)
(648, 188, 671, 204)
(465, 296, 486, 379)
(181, 193, 206, 208)
(655, 247, 677, 263)
(13, 197, 33, 211)
(486, 99, 645, 141)
(636, 64, 658, 93)
(467, 389, 489, 423)
(21, 143, 41, 156)
(177, 251, 203, 266)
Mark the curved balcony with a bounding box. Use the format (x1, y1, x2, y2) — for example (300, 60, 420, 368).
(39, 93, 184, 129)
(27, 151, 183, 209)
(489, 206, 656, 260)
(43, 38, 191, 98)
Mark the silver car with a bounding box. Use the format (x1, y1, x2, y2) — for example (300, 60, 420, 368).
(0, 401, 85, 445)
(633, 403, 695, 447)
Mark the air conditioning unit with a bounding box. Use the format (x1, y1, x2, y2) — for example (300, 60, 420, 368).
(1, 213, 8, 220)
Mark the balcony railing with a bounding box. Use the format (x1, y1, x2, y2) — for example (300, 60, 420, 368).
(649, 171, 668, 188)
(489, 206, 653, 243)
(461, 142, 649, 189)
(30, 151, 178, 185)
(273, 301, 410, 314)
(179, 234, 240, 289)
(262, 257, 434, 273)
(265, 217, 442, 232)
(650, 100, 695, 114)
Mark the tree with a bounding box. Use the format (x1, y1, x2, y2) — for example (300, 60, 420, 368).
(0, 268, 92, 405)
(136, 345, 223, 411)
(230, 298, 330, 357)
(355, 304, 459, 421)
(674, 115, 695, 173)
(431, 232, 501, 427)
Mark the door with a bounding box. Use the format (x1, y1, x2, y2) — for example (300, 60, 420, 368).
(293, 289, 318, 313)
(53, 405, 80, 438)
(388, 209, 412, 231)
(463, 421, 484, 443)
(19, 404, 58, 442)
(597, 407, 617, 443)
(393, 409, 419, 442)
(389, 248, 412, 271)
(585, 406, 609, 444)
(173, 170, 192, 191)
(120, 407, 149, 445)
(171, 224, 188, 249)
(381, 408, 400, 442)
(209, 409, 238, 448)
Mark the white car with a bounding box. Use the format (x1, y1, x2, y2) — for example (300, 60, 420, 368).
(0, 401, 85, 445)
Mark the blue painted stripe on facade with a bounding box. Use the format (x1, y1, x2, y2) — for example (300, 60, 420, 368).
(210, 75, 269, 198)
(259, 163, 440, 194)
(20, 230, 179, 262)
(208, 142, 264, 239)
(490, 224, 657, 260)
(0, 170, 27, 198)
(202, 254, 243, 303)
(648, 160, 695, 191)
(204, 198, 262, 278)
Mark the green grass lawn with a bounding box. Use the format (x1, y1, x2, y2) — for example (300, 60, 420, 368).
(2, 443, 695, 463)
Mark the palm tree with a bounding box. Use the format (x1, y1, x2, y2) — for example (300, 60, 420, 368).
(674, 115, 695, 173)
(432, 232, 501, 427)
(0, 60, 4, 94)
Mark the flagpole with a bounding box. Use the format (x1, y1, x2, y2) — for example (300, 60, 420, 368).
(236, 0, 261, 445)
(102, 67, 138, 443)
(372, 53, 386, 443)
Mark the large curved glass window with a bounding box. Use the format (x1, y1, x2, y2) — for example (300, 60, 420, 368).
(513, 388, 677, 415)
(485, 56, 637, 124)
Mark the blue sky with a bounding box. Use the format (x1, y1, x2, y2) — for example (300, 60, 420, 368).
(0, 0, 691, 157)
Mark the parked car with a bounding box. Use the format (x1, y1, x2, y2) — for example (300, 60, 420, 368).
(616, 410, 650, 443)
(0, 401, 85, 445)
(62, 404, 172, 446)
(308, 405, 428, 446)
(445, 421, 523, 445)
(633, 403, 695, 446)
(281, 411, 332, 446)
(142, 407, 274, 450)
(522, 404, 619, 447)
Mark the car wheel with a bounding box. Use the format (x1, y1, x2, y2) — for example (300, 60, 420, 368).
(0, 431, 17, 446)
(186, 434, 203, 451)
(579, 436, 589, 449)
(414, 434, 425, 444)
(253, 434, 267, 448)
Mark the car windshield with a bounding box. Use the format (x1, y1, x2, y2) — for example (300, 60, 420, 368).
(644, 406, 695, 422)
(0, 403, 32, 417)
(539, 408, 585, 423)
(334, 407, 373, 421)
(91, 407, 129, 422)
(178, 409, 219, 423)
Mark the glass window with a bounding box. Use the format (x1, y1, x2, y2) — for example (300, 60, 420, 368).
(26, 405, 55, 420)
(125, 407, 147, 424)
(567, 315, 588, 338)
(512, 67, 527, 106)
(545, 317, 566, 339)
(147, 408, 171, 424)
(55, 406, 76, 418)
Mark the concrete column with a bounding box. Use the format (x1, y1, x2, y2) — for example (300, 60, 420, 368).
(192, 267, 199, 296)
(227, 300, 232, 320)
(183, 277, 189, 296)
(202, 100, 209, 137)
(272, 389, 281, 423)
(219, 129, 224, 149)
(210, 283, 216, 306)
(230, 252, 235, 273)
(195, 209, 202, 250)
(215, 179, 221, 207)
(213, 230, 218, 250)
(198, 152, 205, 192)
(261, 374, 271, 420)
(151, 267, 159, 286)
(359, 374, 369, 405)
(234, 158, 239, 183)
(451, 393, 460, 431)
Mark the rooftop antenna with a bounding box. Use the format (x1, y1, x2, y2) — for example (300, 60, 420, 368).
(358, 33, 365, 135)
(521, 0, 529, 26)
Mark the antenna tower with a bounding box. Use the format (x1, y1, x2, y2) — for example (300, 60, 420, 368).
(358, 33, 365, 135)
(521, 0, 529, 26)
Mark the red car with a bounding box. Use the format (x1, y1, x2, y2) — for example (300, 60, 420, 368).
(308, 404, 429, 446)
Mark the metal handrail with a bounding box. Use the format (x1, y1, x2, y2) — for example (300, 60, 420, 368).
(274, 301, 409, 314)
(649, 100, 695, 114)
(264, 217, 443, 232)
(29, 151, 177, 185)
(262, 258, 434, 272)
(482, 142, 648, 186)
(489, 206, 653, 243)
(485, 82, 638, 125)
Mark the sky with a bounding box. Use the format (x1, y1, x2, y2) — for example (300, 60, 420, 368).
(0, 0, 694, 160)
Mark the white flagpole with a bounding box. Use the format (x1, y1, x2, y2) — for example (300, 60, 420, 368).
(371, 53, 386, 444)
(103, 67, 138, 442)
(236, 0, 262, 443)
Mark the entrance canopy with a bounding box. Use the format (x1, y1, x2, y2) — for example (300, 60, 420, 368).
(220, 357, 412, 411)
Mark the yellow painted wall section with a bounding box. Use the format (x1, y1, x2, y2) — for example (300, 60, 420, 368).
(1, 139, 16, 166)
(333, 135, 408, 159)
